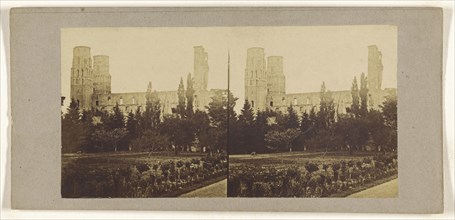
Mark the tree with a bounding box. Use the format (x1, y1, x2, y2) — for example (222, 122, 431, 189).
(317, 82, 336, 132)
(359, 72, 369, 117)
(61, 99, 85, 153)
(366, 109, 389, 151)
(206, 90, 238, 151)
(91, 128, 128, 152)
(236, 100, 256, 154)
(284, 104, 300, 129)
(186, 73, 195, 116)
(129, 130, 170, 153)
(126, 111, 139, 139)
(335, 115, 369, 154)
(144, 82, 161, 130)
(176, 77, 186, 117)
(350, 76, 360, 117)
(265, 128, 301, 162)
(297, 111, 313, 150)
(192, 109, 212, 151)
(161, 115, 194, 154)
(380, 94, 398, 151)
(109, 103, 125, 130)
(253, 110, 270, 153)
(381, 94, 397, 130)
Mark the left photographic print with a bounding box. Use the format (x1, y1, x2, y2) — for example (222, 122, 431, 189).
(60, 28, 228, 198)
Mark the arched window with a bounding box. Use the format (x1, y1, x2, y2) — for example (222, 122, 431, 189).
(270, 101, 273, 107)
(251, 100, 255, 108)
(119, 97, 123, 105)
(132, 97, 136, 104)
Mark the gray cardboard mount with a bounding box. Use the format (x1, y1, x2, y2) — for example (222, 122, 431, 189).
(9, 7, 443, 213)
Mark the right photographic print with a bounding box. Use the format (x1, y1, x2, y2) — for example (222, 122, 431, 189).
(227, 25, 398, 198)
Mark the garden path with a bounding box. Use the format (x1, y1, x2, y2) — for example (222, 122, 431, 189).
(347, 178, 398, 198)
(179, 179, 227, 197)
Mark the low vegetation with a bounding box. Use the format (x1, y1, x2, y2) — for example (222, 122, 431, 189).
(62, 154, 227, 198)
(228, 154, 397, 197)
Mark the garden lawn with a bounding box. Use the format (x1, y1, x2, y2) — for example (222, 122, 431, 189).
(230, 151, 379, 169)
(62, 151, 207, 169)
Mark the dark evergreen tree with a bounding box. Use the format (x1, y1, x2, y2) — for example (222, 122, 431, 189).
(285, 104, 300, 129)
(359, 72, 369, 117)
(186, 73, 195, 116)
(144, 82, 161, 130)
(236, 100, 256, 154)
(192, 109, 212, 151)
(253, 110, 269, 153)
(109, 103, 125, 129)
(126, 111, 138, 139)
(350, 76, 360, 117)
(206, 90, 238, 152)
(62, 99, 85, 153)
(176, 77, 186, 117)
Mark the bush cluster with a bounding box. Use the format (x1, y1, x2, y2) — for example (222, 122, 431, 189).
(228, 154, 397, 197)
(62, 155, 228, 198)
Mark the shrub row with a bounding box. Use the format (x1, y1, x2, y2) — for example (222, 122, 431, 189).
(62, 154, 228, 198)
(228, 154, 397, 197)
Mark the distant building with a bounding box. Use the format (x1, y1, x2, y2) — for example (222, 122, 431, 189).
(244, 45, 396, 115)
(70, 46, 221, 115)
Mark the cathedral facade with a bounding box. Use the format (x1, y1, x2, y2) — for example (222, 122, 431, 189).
(69, 45, 396, 117)
(70, 46, 221, 115)
(244, 45, 397, 115)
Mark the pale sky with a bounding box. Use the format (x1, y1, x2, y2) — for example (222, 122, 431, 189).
(61, 26, 397, 112)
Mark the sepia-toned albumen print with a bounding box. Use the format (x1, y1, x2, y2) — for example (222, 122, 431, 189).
(61, 26, 397, 198)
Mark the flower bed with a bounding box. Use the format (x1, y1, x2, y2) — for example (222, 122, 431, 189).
(228, 154, 397, 197)
(62, 154, 228, 198)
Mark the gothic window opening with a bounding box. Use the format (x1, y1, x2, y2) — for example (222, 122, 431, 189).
(251, 100, 255, 108)
(132, 97, 136, 104)
(119, 97, 123, 105)
(96, 100, 99, 106)
(270, 101, 273, 107)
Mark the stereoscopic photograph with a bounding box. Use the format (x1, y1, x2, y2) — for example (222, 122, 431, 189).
(60, 26, 397, 198)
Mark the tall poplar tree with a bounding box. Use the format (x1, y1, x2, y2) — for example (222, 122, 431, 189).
(176, 77, 186, 117)
(350, 76, 360, 117)
(359, 72, 369, 117)
(186, 73, 195, 116)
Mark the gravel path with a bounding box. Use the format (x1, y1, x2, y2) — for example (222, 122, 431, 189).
(347, 178, 398, 198)
(179, 179, 227, 198)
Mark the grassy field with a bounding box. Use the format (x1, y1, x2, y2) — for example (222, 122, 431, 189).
(62, 151, 208, 169)
(230, 151, 382, 169)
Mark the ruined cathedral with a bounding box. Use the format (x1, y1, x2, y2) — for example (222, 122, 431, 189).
(244, 45, 396, 115)
(70, 45, 396, 116)
(70, 46, 222, 114)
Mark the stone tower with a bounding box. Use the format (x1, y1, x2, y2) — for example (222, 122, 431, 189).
(245, 47, 267, 111)
(193, 46, 209, 91)
(70, 46, 93, 110)
(93, 55, 111, 96)
(367, 45, 384, 107)
(266, 56, 286, 109)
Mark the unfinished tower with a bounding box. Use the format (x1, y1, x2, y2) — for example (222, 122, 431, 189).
(266, 56, 286, 109)
(70, 46, 93, 110)
(193, 46, 209, 91)
(367, 45, 384, 107)
(245, 47, 267, 111)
